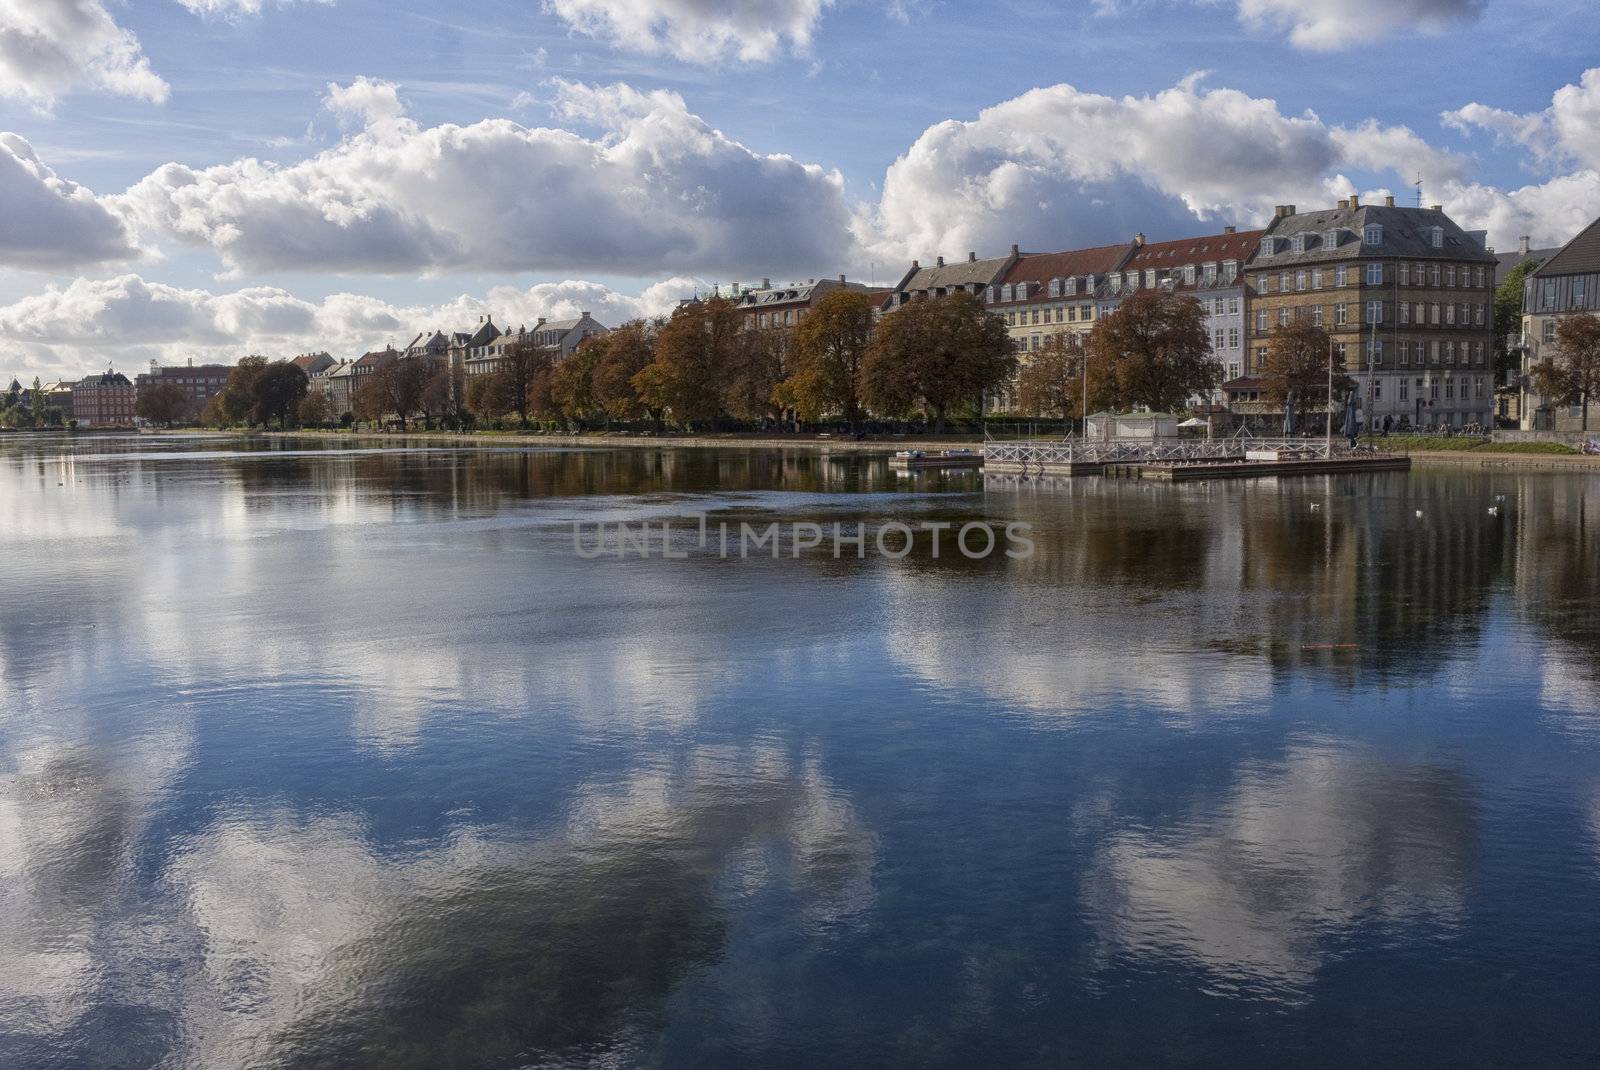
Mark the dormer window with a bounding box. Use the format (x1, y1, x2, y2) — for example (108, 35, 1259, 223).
(1064, 277, 1078, 296)
(1324, 229, 1340, 248)
(987, 285, 997, 303)
(1429, 227, 1444, 249)
(1258, 237, 1275, 257)
(1183, 265, 1197, 284)
(1001, 284, 1013, 302)
(1291, 234, 1307, 254)
(1048, 278, 1061, 298)
(1364, 225, 1383, 246)
(1144, 269, 1156, 287)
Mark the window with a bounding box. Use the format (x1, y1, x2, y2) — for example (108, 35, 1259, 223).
(1325, 229, 1340, 248)
(1333, 342, 1347, 365)
(1214, 328, 1226, 350)
(1431, 379, 1440, 400)
(1431, 303, 1441, 325)
(1255, 310, 1268, 332)
(1475, 342, 1485, 365)
(1399, 302, 1410, 325)
(1031, 309, 1040, 325)
(1031, 334, 1042, 351)
(1445, 377, 1455, 400)
(1476, 267, 1486, 288)
(1335, 303, 1348, 326)
(1399, 341, 1410, 366)
(1430, 227, 1444, 249)
(1228, 362, 1242, 380)
(1476, 376, 1486, 400)
(1366, 262, 1383, 285)
(1364, 225, 1383, 245)
(1259, 237, 1275, 257)
(1312, 268, 1323, 289)
(1312, 306, 1324, 326)
(1184, 265, 1197, 284)
(1445, 303, 1455, 326)
(1430, 264, 1441, 286)
(1228, 327, 1239, 349)
(1400, 379, 1409, 402)
(1048, 279, 1060, 298)
(1001, 284, 1013, 302)
(1005, 312, 1015, 326)
(1335, 265, 1348, 287)
(1280, 272, 1291, 292)
(1373, 380, 1383, 401)
(1445, 265, 1456, 287)
(1367, 338, 1384, 364)
(1399, 262, 1410, 285)
(1065, 277, 1078, 296)
(1444, 341, 1455, 364)
(1278, 308, 1291, 327)
(1292, 234, 1307, 253)
(1575, 277, 1588, 308)
(1145, 269, 1157, 288)
(1255, 273, 1268, 292)
(1228, 297, 1240, 314)
(1474, 303, 1485, 326)
(1296, 270, 1308, 291)
(1221, 262, 1236, 283)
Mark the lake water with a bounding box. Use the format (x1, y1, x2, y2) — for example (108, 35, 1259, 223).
(3, 433, 1599, 1068)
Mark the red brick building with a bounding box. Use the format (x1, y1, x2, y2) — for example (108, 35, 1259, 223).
(72, 371, 137, 427)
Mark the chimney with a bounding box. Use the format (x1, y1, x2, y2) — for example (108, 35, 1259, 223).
(968, 251, 977, 262)
(1430, 204, 1442, 212)
(1223, 226, 1235, 234)
(1134, 232, 1146, 246)
(936, 256, 944, 267)
(1349, 194, 1359, 207)
(910, 261, 919, 270)
(1336, 199, 1348, 209)
(1519, 236, 1531, 255)
(1384, 195, 1395, 207)
(1010, 244, 1019, 256)
(839, 274, 846, 283)
(762, 277, 771, 289)
(536, 317, 546, 327)
(1275, 205, 1296, 218)
(580, 311, 590, 319)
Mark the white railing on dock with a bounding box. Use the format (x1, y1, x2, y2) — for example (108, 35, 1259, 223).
(984, 437, 1335, 467)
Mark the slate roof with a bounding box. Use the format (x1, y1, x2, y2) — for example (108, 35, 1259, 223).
(1532, 215, 1600, 279)
(1258, 204, 1496, 265)
(1495, 245, 1560, 286)
(898, 254, 1015, 294)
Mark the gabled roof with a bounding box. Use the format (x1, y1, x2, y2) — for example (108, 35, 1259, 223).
(1495, 245, 1560, 285)
(998, 242, 1136, 299)
(353, 348, 396, 368)
(291, 352, 335, 374)
(1532, 215, 1600, 279)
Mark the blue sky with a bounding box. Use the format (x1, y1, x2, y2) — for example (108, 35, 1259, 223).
(2, 0, 1598, 377)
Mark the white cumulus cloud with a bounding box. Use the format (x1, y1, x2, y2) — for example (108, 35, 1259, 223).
(174, 0, 331, 15)
(0, 0, 168, 105)
(1444, 67, 1600, 170)
(113, 78, 853, 278)
(546, 0, 833, 64)
(0, 272, 705, 378)
(0, 132, 142, 271)
(1236, 0, 1483, 51)
(859, 77, 1470, 264)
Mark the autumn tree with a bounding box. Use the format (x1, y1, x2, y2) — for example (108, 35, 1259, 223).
(498, 341, 558, 426)
(298, 390, 333, 428)
(861, 291, 1016, 431)
(1015, 332, 1113, 419)
(592, 322, 657, 423)
(550, 340, 604, 428)
(351, 375, 389, 427)
(1258, 320, 1354, 413)
(723, 327, 785, 424)
(135, 382, 192, 427)
(213, 355, 270, 426)
(633, 297, 745, 429)
(778, 289, 875, 428)
(1088, 290, 1218, 413)
(1494, 258, 1541, 377)
(1532, 311, 1600, 431)
(422, 361, 466, 429)
(369, 355, 434, 431)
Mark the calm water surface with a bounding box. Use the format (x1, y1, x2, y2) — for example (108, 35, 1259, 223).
(3, 433, 1599, 1068)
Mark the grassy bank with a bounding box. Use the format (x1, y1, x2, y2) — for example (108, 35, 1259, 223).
(1367, 436, 1582, 456)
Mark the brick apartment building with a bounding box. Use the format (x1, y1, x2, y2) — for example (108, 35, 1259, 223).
(1244, 196, 1497, 430)
(72, 371, 137, 427)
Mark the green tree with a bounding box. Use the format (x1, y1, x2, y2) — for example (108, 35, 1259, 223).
(464, 371, 508, 423)
(1088, 290, 1218, 413)
(861, 291, 1016, 431)
(778, 289, 875, 427)
(252, 362, 308, 428)
(214, 356, 269, 426)
(1532, 311, 1600, 431)
(297, 390, 332, 428)
(1494, 258, 1541, 378)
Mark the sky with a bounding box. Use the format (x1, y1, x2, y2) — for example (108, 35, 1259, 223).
(2, 0, 1598, 379)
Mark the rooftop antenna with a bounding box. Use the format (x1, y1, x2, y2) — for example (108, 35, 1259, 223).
(1415, 173, 1423, 208)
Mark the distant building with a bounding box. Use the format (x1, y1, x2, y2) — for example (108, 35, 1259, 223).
(1519, 215, 1600, 431)
(72, 371, 136, 427)
(1247, 196, 1496, 431)
(324, 360, 356, 415)
(136, 360, 233, 416)
(731, 276, 888, 330)
(290, 352, 336, 378)
(888, 249, 1019, 309)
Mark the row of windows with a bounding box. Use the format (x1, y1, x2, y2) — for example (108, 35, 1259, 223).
(1254, 263, 1487, 294)
(1259, 225, 1445, 258)
(1253, 301, 1486, 331)
(1005, 304, 1095, 327)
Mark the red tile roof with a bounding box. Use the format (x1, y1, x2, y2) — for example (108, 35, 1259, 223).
(998, 243, 1134, 293)
(1123, 228, 1264, 275)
